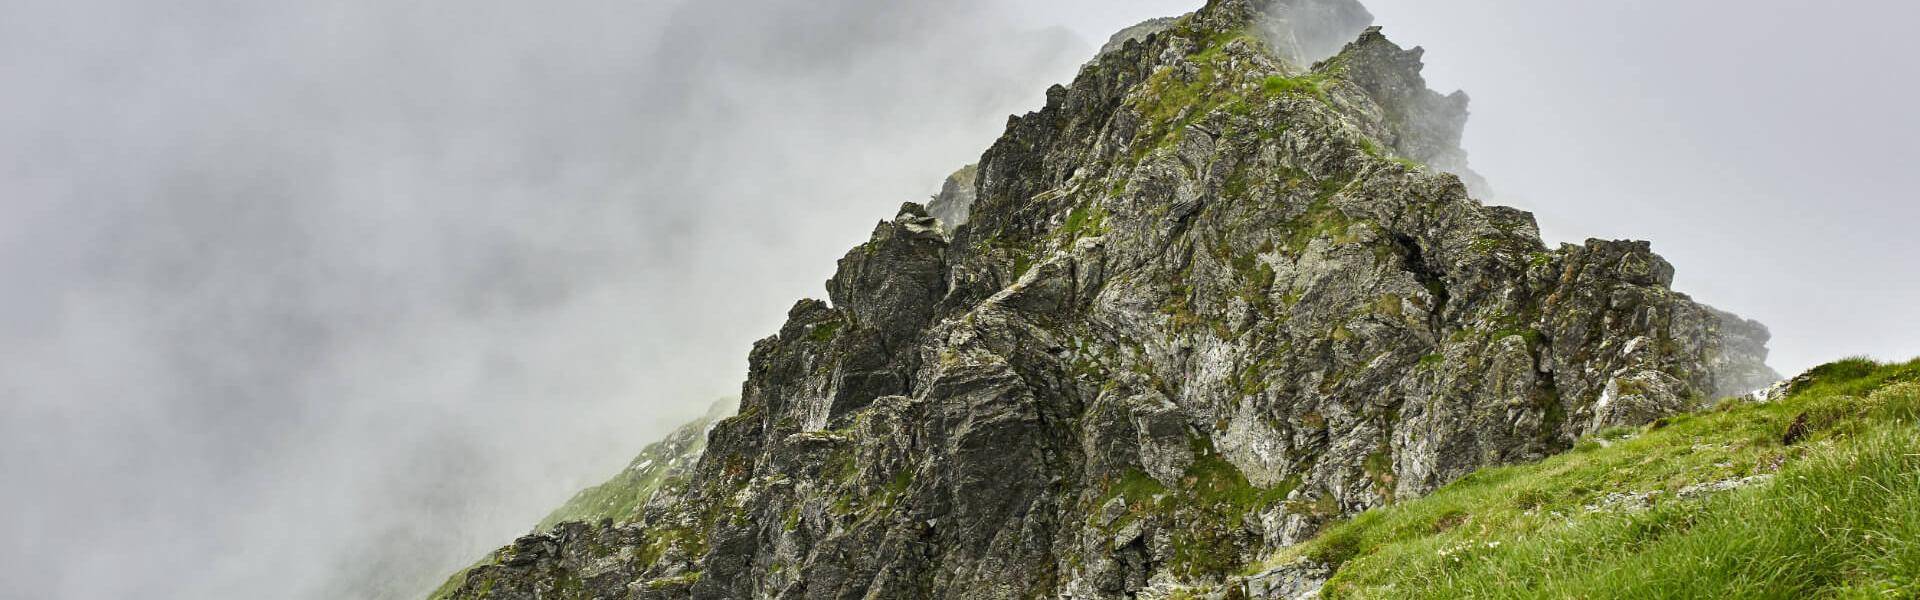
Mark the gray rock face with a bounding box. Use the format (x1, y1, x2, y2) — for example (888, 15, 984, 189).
(434, 1, 1776, 598)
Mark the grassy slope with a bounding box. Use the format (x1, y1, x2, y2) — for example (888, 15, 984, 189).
(533, 409, 719, 530)
(1260, 358, 1920, 598)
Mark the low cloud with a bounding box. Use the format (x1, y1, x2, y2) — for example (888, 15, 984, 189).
(0, 0, 1095, 598)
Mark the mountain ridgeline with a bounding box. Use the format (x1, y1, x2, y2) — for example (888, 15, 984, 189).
(431, 0, 1779, 598)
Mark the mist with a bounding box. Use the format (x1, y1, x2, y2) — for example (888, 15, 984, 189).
(0, 0, 1117, 598)
(2, 1, 1915, 599)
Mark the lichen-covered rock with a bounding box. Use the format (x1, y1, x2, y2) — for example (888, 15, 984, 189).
(433, 1, 1776, 598)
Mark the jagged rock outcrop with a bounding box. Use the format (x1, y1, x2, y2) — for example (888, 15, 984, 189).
(1325, 26, 1489, 198)
(433, 1, 1776, 598)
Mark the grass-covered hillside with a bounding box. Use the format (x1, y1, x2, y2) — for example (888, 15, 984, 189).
(536, 401, 729, 530)
(1260, 358, 1920, 598)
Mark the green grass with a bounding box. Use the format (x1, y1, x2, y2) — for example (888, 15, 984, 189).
(1281, 198, 1357, 254)
(807, 319, 843, 343)
(1059, 204, 1111, 242)
(425, 566, 481, 600)
(1129, 37, 1240, 157)
(1258, 357, 1920, 598)
(535, 410, 720, 530)
(1262, 74, 1334, 103)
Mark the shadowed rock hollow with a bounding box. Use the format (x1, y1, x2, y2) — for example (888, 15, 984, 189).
(432, 0, 1776, 598)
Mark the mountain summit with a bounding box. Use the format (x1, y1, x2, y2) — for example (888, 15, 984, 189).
(431, 0, 1777, 597)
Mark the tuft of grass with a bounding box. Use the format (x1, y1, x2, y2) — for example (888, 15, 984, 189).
(807, 319, 843, 343)
(1280, 198, 1356, 255)
(1059, 204, 1111, 242)
(426, 564, 484, 600)
(1790, 356, 1882, 393)
(1262, 74, 1333, 103)
(1257, 357, 1920, 598)
(1011, 252, 1036, 279)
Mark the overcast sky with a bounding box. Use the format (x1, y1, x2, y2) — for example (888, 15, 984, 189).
(2, 1, 1914, 599)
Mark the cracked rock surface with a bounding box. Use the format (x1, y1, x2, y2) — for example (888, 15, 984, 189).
(434, 1, 1775, 598)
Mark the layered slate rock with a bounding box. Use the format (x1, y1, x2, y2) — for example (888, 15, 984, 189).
(434, 1, 1776, 598)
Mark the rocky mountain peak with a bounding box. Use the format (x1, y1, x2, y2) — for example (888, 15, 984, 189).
(432, 3, 1776, 598)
